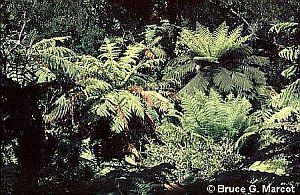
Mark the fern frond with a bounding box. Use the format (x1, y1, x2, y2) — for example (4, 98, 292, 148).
(213, 68, 233, 93)
(37, 52, 79, 78)
(213, 22, 230, 51)
(32, 36, 71, 50)
(278, 47, 299, 62)
(163, 61, 197, 80)
(180, 22, 250, 60)
(281, 65, 298, 78)
(266, 106, 297, 125)
(38, 46, 76, 58)
(142, 91, 173, 113)
(178, 73, 209, 95)
(120, 44, 144, 65)
(99, 42, 121, 63)
(241, 65, 266, 85)
(272, 79, 300, 108)
(81, 78, 111, 98)
(119, 91, 145, 119)
(231, 71, 253, 93)
(111, 114, 128, 133)
(45, 94, 70, 122)
(180, 90, 251, 141)
(269, 22, 299, 34)
(35, 67, 56, 83)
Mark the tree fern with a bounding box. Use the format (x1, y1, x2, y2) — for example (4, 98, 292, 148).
(164, 22, 265, 96)
(180, 22, 250, 60)
(92, 89, 173, 133)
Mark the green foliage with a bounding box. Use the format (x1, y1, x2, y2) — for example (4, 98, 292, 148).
(3, 1, 300, 193)
(270, 22, 299, 35)
(144, 90, 255, 183)
(180, 90, 253, 141)
(163, 22, 266, 96)
(92, 89, 173, 133)
(265, 21, 300, 130)
(39, 37, 173, 134)
(278, 47, 299, 62)
(131, 178, 158, 195)
(145, 121, 242, 183)
(179, 22, 251, 61)
(45, 94, 71, 123)
(32, 37, 81, 79)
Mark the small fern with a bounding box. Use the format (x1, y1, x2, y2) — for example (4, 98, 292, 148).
(180, 89, 252, 141)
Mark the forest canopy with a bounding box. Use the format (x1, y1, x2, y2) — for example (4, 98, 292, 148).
(1, 0, 300, 194)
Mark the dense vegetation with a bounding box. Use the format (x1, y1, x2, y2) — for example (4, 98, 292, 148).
(1, 0, 300, 194)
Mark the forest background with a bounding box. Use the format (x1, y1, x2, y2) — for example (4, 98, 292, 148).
(1, 0, 300, 194)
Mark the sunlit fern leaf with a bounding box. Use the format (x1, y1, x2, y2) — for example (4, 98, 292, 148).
(94, 102, 111, 117)
(45, 94, 70, 123)
(37, 52, 79, 78)
(118, 91, 145, 119)
(35, 67, 56, 83)
(80, 78, 111, 98)
(80, 55, 103, 69)
(30, 37, 80, 79)
(79, 55, 106, 78)
(178, 73, 209, 95)
(144, 26, 157, 45)
(111, 114, 128, 133)
(93, 97, 118, 118)
(148, 36, 163, 48)
(180, 93, 202, 131)
(226, 95, 252, 131)
(266, 106, 297, 125)
(99, 42, 121, 63)
(214, 23, 242, 57)
(180, 90, 251, 141)
(38, 46, 76, 58)
(227, 24, 244, 43)
(120, 44, 144, 65)
(272, 79, 300, 108)
(281, 65, 298, 78)
(269, 22, 299, 34)
(213, 22, 230, 52)
(278, 47, 299, 62)
(180, 22, 250, 60)
(168, 22, 257, 96)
